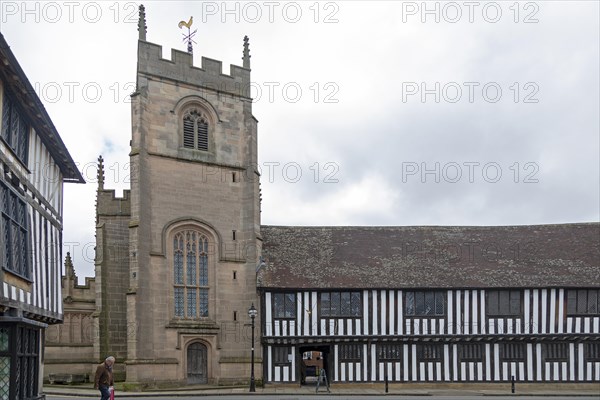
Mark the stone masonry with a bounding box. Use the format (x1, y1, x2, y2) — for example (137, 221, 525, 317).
(44, 6, 263, 386)
(94, 159, 131, 381)
(93, 8, 261, 385)
(44, 253, 96, 382)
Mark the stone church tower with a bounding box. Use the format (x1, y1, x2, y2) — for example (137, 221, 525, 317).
(94, 5, 262, 385)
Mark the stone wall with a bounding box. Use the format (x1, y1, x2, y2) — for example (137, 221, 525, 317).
(94, 188, 131, 381)
(44, 253, 96, 382)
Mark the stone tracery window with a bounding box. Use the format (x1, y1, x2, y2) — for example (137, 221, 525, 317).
(174, 230, 209, 318)
(182, 109, 209, 151)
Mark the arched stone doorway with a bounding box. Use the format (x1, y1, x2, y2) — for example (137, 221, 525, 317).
(187, 342, 208, 384)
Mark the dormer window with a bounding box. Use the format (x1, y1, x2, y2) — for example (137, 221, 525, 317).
(183, 109, 208, 151)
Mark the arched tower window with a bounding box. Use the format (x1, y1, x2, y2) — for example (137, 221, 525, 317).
(173, 230, 209, 318)
(183, 109, 209, 151)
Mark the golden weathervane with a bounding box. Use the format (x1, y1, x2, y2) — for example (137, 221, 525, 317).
(178, 16, 197, 54)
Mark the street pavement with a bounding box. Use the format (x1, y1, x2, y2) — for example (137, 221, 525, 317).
(43, 382, 600, 398)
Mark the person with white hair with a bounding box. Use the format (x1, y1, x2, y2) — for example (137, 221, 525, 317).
(94, 356, 115, 400)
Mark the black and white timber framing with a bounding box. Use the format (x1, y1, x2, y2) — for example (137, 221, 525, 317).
(258, 225, 600, 384)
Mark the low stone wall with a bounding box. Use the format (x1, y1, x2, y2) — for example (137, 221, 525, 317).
(48, 373, 88, 384)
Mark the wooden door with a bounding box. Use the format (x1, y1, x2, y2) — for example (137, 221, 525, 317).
(187, 342, 208, 384)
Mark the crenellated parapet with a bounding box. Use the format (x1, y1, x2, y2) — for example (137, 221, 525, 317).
(137, 40, 251, 99)
(96, 189, 131, 218)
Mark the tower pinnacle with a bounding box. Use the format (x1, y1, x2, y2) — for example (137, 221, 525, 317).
(138, 4, 147, 40)
(243, 35, 251, 69)
(97, 155, 105, 191)
(64, 252, 76, 280)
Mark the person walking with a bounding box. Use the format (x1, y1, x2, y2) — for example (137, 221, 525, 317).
(94, 356, 115, 400)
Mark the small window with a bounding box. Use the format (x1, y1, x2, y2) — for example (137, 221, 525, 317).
(182, 109, 209, 151)
(567, 290, 600, 316)
(585, 343, 600, 362)
(273, 346, 291, 365)
(459, 343, 483, 362)
(340, 344, 362, 361)
(272, 293, 296, 318)
(1, 90, 29, 164)
(405, 291, 446, 316)
(501, 343, 526, 361)
(378, 344, 402, 361)
(486, 290, 521, 316)
(543, 343, 568, 362)
(321, 292, 361, 317)
(417, 344, 443, 361)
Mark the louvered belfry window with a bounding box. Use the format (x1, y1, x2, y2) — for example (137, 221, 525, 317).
(183, 110, 209, 151)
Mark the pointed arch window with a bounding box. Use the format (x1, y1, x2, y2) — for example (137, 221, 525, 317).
(183, 110, 209, 151)
(173, 230, 209, 318)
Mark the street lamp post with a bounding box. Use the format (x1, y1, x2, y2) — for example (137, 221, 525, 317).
(248, 303, 258, 392)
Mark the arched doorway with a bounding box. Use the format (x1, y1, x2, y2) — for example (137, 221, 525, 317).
(187, 342, 208, 384)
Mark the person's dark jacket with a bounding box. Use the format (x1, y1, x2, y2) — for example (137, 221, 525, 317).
(94, 362, 114, 388)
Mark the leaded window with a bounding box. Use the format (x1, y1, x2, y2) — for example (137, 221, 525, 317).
(417, 344, 443, 361)
(566, 289, 600, 316)
(459, 343, 483, 361)
(0, 324, 39, 399)
(585, 342, 600, 362)
(0, 356, 8, 400)
(340, 344, 363, 361)
(173, 230, 209, 318)
(272, 293, 296, 318)
(1, 90, 29, 163)
(500, 343, 525, 361)
(0, 327, 8, 400)
(321, 292, 361, 317)
(273, 346, 291, 365)
(0, 181, 30, 279)
(378, 344, 402, 361)
(405, 291, 446, 316)
(543, 343, 568, 362)
(183, 109, 209, 151)
(486, 290, 521, 316)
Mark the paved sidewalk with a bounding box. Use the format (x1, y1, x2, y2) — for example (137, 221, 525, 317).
(43, 382, 600, 397)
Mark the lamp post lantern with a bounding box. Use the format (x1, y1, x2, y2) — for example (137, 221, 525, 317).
(248, 303, 258, 392)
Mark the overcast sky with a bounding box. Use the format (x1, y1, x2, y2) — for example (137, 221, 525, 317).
(1, 1, 598, 282)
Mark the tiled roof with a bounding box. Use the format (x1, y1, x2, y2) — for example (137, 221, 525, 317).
(258, 223, 600, 289)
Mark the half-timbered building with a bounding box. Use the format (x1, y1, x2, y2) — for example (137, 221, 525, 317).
(0, 33, 84, 399)
(258, 224, 600, 384)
